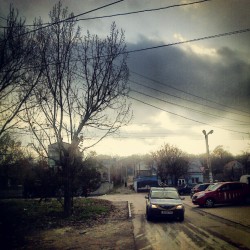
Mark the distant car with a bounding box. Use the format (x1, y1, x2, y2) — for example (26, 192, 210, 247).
(178, 184, 196, 195)
(190, 183, 213, 198)
(145, 187, 185, 221)
(192, 182, 250, 208)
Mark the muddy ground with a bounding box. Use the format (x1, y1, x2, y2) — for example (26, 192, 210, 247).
(21, 193, 136, 249)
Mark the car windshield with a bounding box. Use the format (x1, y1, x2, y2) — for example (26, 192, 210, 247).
(151, 190, 180, 199)
(208, 183, 222, 191)
(206, 184, 215, 191)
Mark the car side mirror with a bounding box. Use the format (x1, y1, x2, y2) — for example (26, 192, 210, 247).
(181, 197, 185, 200)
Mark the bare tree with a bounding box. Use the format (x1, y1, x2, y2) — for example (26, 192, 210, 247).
(210, 145, 234, 181)
(152, 143, 188, 185)
(23, 2, 131, 216)
(0, 5, 43, 137)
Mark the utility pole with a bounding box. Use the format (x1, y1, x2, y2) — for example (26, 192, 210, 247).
(202, 130, 214, 183)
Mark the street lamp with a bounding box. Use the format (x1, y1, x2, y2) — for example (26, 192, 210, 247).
(202, 130, 214, 183)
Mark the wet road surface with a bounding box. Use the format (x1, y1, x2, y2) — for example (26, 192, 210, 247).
(101, 192, 250, 250)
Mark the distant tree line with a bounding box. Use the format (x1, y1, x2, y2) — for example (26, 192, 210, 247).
(0, 133, 249, 200)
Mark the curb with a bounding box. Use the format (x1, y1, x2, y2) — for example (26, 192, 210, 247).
(128, 201, 132, 218)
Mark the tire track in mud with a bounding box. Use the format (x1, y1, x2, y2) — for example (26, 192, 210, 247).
(134, 213, 240, 250)
(134, 214, 152, 250)
(176, 220, 236, 250)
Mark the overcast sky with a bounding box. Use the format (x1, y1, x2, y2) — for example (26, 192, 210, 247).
(1, 0, 250, 156)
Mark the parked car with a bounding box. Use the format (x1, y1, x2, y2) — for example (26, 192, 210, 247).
(190, 183, 213, 198)
(145, 187, 185, 221)
(178, 184, 196, 195)
(192, 182, 250, 208)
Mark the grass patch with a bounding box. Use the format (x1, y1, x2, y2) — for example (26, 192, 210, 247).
(71, 198, 111, 221)
(0, 198, 112, 249)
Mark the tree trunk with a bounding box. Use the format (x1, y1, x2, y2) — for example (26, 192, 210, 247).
(64, 156, 72, 217)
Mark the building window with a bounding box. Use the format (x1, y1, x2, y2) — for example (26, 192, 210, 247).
(178, 179, 185, 186)
(192, 177, 199, 183)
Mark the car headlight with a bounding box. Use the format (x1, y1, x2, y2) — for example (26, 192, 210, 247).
(151, 204, 157, 208)
(196, 193, 205, 199)
(176, 205, 183, 209)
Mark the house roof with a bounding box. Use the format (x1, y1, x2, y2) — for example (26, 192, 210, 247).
(224, 160, 244, 170)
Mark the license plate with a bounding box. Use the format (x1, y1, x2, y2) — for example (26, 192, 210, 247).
(161, 211, 173, 215)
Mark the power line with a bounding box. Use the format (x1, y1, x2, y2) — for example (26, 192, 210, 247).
(2, 27, 249, 74)
(130, 69, 250, 116)
(130, 88, 249, 123)
(129, 79, 250, 118)
(0, 0, 210, 29)
(86, 135, 202, 139)
(12, 0, 125, 36)
(2, 15, 250, 125)
(75, 0, 211, 21)
(127, 28, 250, 54)
(80, 28, 250, 62)
(126, 122, 250, 126)
(128, 95, 250, 135)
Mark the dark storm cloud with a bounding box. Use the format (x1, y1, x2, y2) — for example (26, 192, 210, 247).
(182, 0, 250, 52)
(0, 0, 53, 22)
(127, 35, 250, 117)
(198, 0, 250, 31)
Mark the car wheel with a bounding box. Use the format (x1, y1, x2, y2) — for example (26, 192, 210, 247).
(146, 209, 152, 221)
(205, 198, 214, 208)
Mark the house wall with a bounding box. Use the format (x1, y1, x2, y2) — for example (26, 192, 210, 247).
(186, 173, 203, 184)
(177, 159, 204, 185)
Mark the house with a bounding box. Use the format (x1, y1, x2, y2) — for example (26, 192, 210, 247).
(48, 142, 81, 168)
(186, 159, 204, 184)
(177, 159, 204, 186)
(133, 159, 204, 187)
(133, 161, 159, 191)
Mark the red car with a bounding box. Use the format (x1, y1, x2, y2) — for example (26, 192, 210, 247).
(190, 183, 213, 198)
(192, 182, 250, 207)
